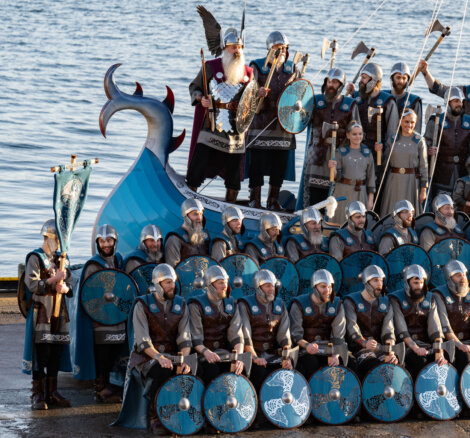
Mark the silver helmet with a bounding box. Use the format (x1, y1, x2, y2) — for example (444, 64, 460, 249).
(254, 269, 277, 302)
(140, 224, 162, 244)
(151, 264, 177, 300)
(360, 265, 385, 298)
(311, 269, 334, 288)
(345, 201, 366, 228)
(259, 212, 282, 243)
(266, 31, 289, 50)
(444, 260, 468, 296)
(204, 265, 229, 300)
(300, 206, 322, 237)
(40, 219, 57, 239)
(390, 62, 411, 84)
(392, 200, 415, 228)
(432, 193, 454, 226)
(222, 206, 244, 235)
(95, 224, 118, 256)
(181, 198, 204, 228)
(223, 27, 244, 48)
(322, 67, 346, 97)
(444, 86, 464, 103)
(361, 62, 383, 94)
(403, 264, 427, 297)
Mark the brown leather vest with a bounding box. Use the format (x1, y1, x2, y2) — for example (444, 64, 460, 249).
(435, 288, 470, 340)
(334, 229, 376, 258)
(179, 237, 210, 261)
(297, 296, 340, 342)
(398, 296, 431, 342)
(288, 237, 326, 258)
(354, 298, 387, 342)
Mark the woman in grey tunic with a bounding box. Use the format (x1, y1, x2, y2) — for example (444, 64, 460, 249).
(329, 121, 375, 225)
(380, 109, 428, 217)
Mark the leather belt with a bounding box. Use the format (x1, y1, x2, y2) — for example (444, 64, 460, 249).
(440, 155, 461, 164)
(214, 101, 238, 111)
(390, 167, 420, 175)
(339, 178, 365, 191)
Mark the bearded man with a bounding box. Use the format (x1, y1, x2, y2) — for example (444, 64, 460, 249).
(285, 206, 328, 262)
(164, 199, 210, 267)
(187, 6, 253, 203)
(419, 194, 464, 252)
(378, 200, 419, 255)
(211, 206, 245, 262)
(124, 224, 164, 273)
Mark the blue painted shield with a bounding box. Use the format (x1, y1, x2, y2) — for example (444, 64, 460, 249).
(309, 366, 361, 424)
(460, 363, 470, 408)
(175, 256, 219, 299)
(277, 79, 314, 134)
(339, 251, 389, 296)
(385, 244, 432, 293)
(295, 253, 343, 296)
(203, 373, 257, 433)
(260, 369, 311, 429)
(80, 269, 138, 325)
(130, 262, 181, 296)
(362, 364, 413, 422)
(415, 363, 462, 420)
(220, 254, 259, 300)
(429, 238, 470, 287)
(260, 257, 300, 305)
(156, 375, 205, 435)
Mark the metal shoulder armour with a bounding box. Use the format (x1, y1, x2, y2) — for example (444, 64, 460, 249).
(250, 58, 269, 74)
(272, 297, 284, 315)
(377, 296, 389, 313)
(140, 294, 160, 313)
(172, 295, 185, 314)
(321, 236, 329, 252)
(189, 293, 214, 315)
(339, 96, 354, 112)
(389, 289, 409, 310)
(223, 297, 235, 314)
(239, 295, 261, 314)
(283, 60, 294, 74)
(364, 230, 375, 245)
(347, 291, 366, 312)
(360, 144, 371, 157)
(314, 94, 327, 109)
(373, 90, 393, 107)
(462, 114, 470, 130)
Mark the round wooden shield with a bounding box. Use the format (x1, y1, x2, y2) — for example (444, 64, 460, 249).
(175, 256, 219, 299)
(260, 257, 300, 305)
(130, 262, 181, 296)
(428, 238, 470, 287)
(295, 253, 343, 296)
(385, 244, 432, 293)
(156, 375, 205, 435)
(220, 254, 259, 300)
(415, 362, 462, 420)
(260, 369, 311, 429)
(235, 80, 259, 134)
(460, 363, 470, 408)
(17, 272, 32, 318)
(80, 268, 138, 325)
(362, 364, 413, 422)
(203, 373, 257, 433)
(309, 366, 361, 424)
(277, 79, 314, 134)
(339, 250, 389, 297)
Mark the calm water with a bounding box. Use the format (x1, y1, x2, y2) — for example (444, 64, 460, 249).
(1, 0, 469, 275)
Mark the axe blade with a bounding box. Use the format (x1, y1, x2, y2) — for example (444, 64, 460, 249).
(425, 18, 445, 36)
(442, 340, 455, 363)
(322, 121, 337, 138)
(334, 343, 349, 367)
(367, 106, 382, 123)
(292, 51, 303, 65)
(351, 40, 370, 60)
(392, 342, 406, 365)
(283, 346, 300, 369)
(238, 352, 252, 377)
(321, 38, 331, 59)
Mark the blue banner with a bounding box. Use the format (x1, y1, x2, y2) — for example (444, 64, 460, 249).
(53, 165, 92, 252)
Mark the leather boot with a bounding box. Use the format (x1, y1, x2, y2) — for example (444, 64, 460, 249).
(31, 379, 48, 410)
(225, 188, 239, 203)
(266, 185, 283, 211)
(46, 376, 71, 408)
(248, 186, 262, 208)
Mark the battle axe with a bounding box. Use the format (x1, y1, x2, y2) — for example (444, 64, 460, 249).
(322, 121, 339, 182)
(368, 106, 383, 165)
(166, 352, 198, 375)
(256, 48, 281, 114)
(318, 342, 349, 367)
(321, 38, 338, 69)
(217, 350, 253, 377)
(425, 104, 442, 178)
(200, 48, 215, 131)
(432, 338, 455, 363)
(382, 341, 406, 365)
(349, 41, 376, 89)
(280, 346, 300, 369)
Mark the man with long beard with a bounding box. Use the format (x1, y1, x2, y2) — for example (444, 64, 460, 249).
(389, 264, 446, 380)
(419, 194, 464, 251)
(433, 260, 470, 374)
(246, 31, 297, 210)
(187, 9, 253, 203)
(211, 206, 245, 262)
(329, 201, 376, 262)
(164, 199, 210, 267)
(124, 224, 164, 273)
(301, 68, 360, 207)
(424, 87, 470, 198)
(285, 206, 328, 262)
(378, 200, 419, 255)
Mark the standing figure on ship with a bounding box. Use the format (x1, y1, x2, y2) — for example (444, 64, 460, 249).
(285, 206, 329, 263)
(164, 199, 210, 267)
(123, 224, 164, 273)
(329, 201, 376, 262)
(378, 200, 419, 255)
(246, 31, 297, 210)
(74, 224, 127, 403)
(329, 121, 375, 225)
(22, 219, 73, 410)
(419, 194, 464, 252)
(289, 269, 346, 379)
(187, 5, 253, 203)
(211, 206, 245, 262)
(379, 109, 428, 217)
(188, 266, 245, 385)
(244, 212, 285, 265)
(424, 86, 470, 199)
(385, 62, 423, 133)
(302, 68, 360, 207)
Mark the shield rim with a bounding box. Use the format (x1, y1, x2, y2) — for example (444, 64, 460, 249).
(17, 271, 31, 318)
(362, 363, 414, 423)
(295, 253, 344, 294)
(259, 368, 312, 429)
(235, 80, 260, 135)
(155, 374, 206, 435)
(202, 372, 258, 433)
(260, 256, 300, 302)
(79, 267, 138, 326)
(277, 78, 315, 134)
(460, 362, 470, 409)
(175, 255, 220, 299)
(308, 365, 361, 425)
(414, 362, 462, 420)
(129, 262, 182, 296)
(220, 253, 260, 298)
